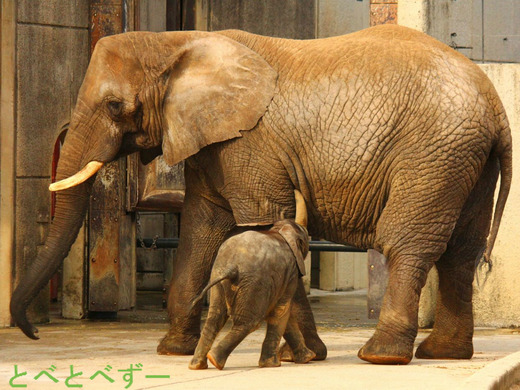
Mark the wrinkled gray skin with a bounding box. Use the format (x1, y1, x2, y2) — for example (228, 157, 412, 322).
(189, 219, 315, 370)
(11, 25, 512, 365)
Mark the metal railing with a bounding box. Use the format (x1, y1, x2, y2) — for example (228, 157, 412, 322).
(137, 238, 366, 253)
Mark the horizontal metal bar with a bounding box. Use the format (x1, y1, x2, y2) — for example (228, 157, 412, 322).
(309, 242, 366, 253)
(137, 238, 366, 253)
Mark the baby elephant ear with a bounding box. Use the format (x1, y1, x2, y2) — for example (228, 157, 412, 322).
(278, 223, 309, 276)
(161, 34, 277, 166)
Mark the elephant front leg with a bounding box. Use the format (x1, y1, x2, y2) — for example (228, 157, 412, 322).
(259, 300, 292, 368)
(279, 279, 327, 361)
(157, 188, 235, 355)
(281, 311, 316, 364)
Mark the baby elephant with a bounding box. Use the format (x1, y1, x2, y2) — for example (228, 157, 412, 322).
(189, 190, 316, 370)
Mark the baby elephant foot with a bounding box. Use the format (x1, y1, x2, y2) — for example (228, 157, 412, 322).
(157, 332, 199, 356)
(415, 333, 473, 360)
(207, 349, 228, 370)
(259, 354, 281, 368)
(278, 342, 295, 362)
(293, 347, 316, 364)
(358, 330, 414, 365)
(307, 337, 327, 361)
(279, 340, 327, 362)
(188, 357, 208, 370)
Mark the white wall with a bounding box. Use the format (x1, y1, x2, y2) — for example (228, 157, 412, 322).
(473, 64, 520, 326)
(320, 252, 368, 291)
(400, 0, 520, 327)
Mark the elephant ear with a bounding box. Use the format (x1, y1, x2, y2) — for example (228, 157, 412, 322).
(161, 35, 277, 166)
(278, 222, 309, 277)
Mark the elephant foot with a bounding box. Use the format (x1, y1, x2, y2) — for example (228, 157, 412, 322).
(305, 336, 327, 361)
(293, 347, 316, 364)
(207, 349, 227, 370)
(188, 357, 208, 370)
(358, 331, 413, 365)
(157, 331, 199, 355)
(279, 342, 295, 362)
(279, 338, 327, 362)
(259, 354, 281, 368)
(415, 333, 473, 360)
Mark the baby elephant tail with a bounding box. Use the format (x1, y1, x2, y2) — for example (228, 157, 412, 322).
(190, 265, 239, 311)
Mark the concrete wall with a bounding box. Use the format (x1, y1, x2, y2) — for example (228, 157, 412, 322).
(320, 252, 368, 291)
(473, 64, 520, 326)
(400, 0, 520, 327)
(0, 0, 90, 325)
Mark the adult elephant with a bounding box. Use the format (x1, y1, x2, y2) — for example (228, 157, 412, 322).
(10, 24, 512, 365)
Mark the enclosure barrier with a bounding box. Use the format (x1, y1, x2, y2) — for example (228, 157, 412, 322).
(137, 238, 366, 253)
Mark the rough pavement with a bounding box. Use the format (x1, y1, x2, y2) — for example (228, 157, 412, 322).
(2, 290, 520, 390)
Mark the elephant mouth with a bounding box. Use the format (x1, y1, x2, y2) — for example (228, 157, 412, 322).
(49, 161, 104, 192)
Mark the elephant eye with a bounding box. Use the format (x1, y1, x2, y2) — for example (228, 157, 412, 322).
(107, 100, 124, 117)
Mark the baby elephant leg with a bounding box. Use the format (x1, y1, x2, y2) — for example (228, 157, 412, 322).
(208, 287, 267, 369)
(279, 279, 327, 361)
(207, 320, 259, 370)
(259, 300, 292, 368)
(189, 287, 228, 370)
(282, 311, 316, 364)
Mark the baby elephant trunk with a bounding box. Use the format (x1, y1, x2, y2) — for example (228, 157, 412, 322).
(190, 265, 239, 311)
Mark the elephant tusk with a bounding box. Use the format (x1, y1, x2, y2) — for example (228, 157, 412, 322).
(294, 189, 308, 228)
(49, 161, 104, 192)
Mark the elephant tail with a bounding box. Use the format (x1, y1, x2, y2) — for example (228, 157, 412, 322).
(190, 265, 239, 311)
(484, 124, 513, 263)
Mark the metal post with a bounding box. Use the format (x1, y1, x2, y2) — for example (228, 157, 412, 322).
(0, 0, 16, 327)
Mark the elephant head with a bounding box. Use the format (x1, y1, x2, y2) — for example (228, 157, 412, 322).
(10, 31, 277, 339)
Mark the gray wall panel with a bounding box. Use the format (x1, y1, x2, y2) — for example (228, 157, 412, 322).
(16, 25, 89, 177)
(318, 0, 370, 38)
(209, 0, 315, 39)
(483, 0, 520, 62)
(18, 0, 89, 28)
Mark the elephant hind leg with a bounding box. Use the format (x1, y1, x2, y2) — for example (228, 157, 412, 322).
(416, 158, 499, 360)
(358, 251, 435, 365)
(207, 319, 260, 370)
(359, 177, 468, 364)
(189, 285, 229, 370)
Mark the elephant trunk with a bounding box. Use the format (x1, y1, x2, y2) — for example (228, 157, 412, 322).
(10, 126, 95, 339)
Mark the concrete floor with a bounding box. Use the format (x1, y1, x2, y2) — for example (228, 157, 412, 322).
(2, 289, 520, 389)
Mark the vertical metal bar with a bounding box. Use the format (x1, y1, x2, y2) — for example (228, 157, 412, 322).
(89, 161, 124, 312)
(89, 0, 124, 54)
(182, 0, 196, 30)
(0, 0, 16, 327)
(367, 249, 388, 319)
(194, 0, 209, 31)
(88, 0, 125, 313)
(166, 0, 181, 31)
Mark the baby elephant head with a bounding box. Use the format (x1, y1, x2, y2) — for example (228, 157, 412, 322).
(273, 220, 309, 275)
(272, 189, 309, 275)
